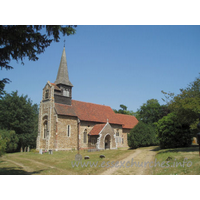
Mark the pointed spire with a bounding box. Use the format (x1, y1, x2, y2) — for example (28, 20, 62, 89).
(54, 47, 73, 87)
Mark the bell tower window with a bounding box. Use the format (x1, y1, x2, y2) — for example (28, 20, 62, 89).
(45, 89, 49, 99)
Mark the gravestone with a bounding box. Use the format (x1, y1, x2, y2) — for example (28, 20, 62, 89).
(24, 147, 26, 152)
(75, 154, 82, 161)
(27, 146, 30, 152)
(39, 149, 43, 154)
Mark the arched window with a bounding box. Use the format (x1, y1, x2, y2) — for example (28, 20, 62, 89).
(116, 130, 119, 136)
(67, 125, 71, 137)
(44, 121, 48, 139)
(83, 129, 87, 143)
(45, 89, 49, 99)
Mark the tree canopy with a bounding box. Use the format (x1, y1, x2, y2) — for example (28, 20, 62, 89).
(113, 104, 135, 115)
(136, 99, 170, 124)
(0, 25, 77, 86)
(162, 74, 200, 131)
(0, 91, 38, 150)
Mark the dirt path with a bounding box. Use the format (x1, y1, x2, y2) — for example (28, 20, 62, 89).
(100, 146, 157, 175)
(2, 158, 33, 172)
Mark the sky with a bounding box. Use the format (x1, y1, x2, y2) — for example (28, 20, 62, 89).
(1, 25, 200, 112)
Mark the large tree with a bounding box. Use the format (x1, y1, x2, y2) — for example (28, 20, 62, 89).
(113, 104, 136, 115)
(136, 99, 170, 124)
(0, 91, 38, 150)
(162, 74, 200, 131)
(0, 25, 77, 86)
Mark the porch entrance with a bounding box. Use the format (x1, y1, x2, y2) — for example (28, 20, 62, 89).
(105, 134, 111, 149)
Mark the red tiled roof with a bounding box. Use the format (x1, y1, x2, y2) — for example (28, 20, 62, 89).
(50, 83, 61, 91)
(89, 124, 106, 135)
(55, 100, 138, 129)
(71, 100, 122, 125)
(55, 103, 77, 117)
(116, 113, 138, 129)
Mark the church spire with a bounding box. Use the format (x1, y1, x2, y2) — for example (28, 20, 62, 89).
(54, 47, 73, 87)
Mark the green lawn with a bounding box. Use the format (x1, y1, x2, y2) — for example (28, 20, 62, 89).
(152, 145, 200, 175)
(0, 148, 135, 175)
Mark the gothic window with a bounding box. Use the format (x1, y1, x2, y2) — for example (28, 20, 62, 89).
(67, 125, 71, 137)
(116, 130, 119, 136)
(44, 121, 48, 139)
(45, 89, 49, 99)
(83, 129, 87, 143)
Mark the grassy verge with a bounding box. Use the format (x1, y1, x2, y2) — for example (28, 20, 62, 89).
(152, 145, 200, 175)
(0, 148, 135, 175)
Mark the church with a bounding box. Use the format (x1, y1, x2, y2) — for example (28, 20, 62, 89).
(36, 47, 138, 151)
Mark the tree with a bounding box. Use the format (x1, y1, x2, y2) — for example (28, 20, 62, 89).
(0, 130, 19, 153)
(162, 75, 200, 131)
(128, 121, 159, 149)
(155, 112, 193, 149)
(0, 25, 77, 87)
(113, 104, 136, 115)
(0, 91, 38, 150)
(0, 135, 6, 156)
(136, 99, 170, 124)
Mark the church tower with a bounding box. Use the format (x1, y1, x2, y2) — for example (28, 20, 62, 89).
(54, 47, 73, 105)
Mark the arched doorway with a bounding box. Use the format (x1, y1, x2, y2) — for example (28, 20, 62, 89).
(105, 134, 111, 149)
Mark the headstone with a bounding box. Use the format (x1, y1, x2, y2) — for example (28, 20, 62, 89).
(75, 154, 82, 161)
(39, 149, 43, 154)
(24, 147, 26, 152)
(49, 150, 53, 154)
(27, 146, 30, 152)
(20, 147, 23, 152)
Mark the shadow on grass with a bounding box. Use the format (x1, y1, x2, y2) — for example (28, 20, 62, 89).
(155, 145, 199, 155)
(0, 167, 44, 175)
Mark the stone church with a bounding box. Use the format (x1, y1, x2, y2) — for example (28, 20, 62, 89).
(36, 47, 138, 151)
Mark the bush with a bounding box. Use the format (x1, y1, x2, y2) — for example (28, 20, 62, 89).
(0, 136, 6, 156)
(0, 129, 19, 153)
(128, 121, 159, 149)
(155, 113, 193, 149)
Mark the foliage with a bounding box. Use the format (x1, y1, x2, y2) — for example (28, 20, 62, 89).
(113, 104, 136, 115)
(0, 91, 38, 150)
(136, 99, 170, 124)
(0, 129, 19, 153)
(162, 75, 200, 131)
(128, 121, 159, 149)
(155, 113, 193, 149)
(0, 136, 6, 156)
(0, 25, 77, 88)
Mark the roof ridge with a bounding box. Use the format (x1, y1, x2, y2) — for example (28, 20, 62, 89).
(72, 99, 112, 108)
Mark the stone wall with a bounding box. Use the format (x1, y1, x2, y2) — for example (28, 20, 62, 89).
(56, 115, 78, 150)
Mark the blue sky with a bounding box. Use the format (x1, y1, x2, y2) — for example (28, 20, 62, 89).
(1, 25, 200, 112)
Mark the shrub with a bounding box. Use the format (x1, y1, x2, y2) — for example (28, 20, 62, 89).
(0, 129, 19, 153)
(128, 121, 159, 149)
(0, 136, 7, 156)
(155, 112, 193, 149)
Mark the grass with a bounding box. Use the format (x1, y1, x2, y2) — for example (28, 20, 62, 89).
(0, 148, 135, 175)
(152, 145, 200, 175)
(1, 145, 199, 175)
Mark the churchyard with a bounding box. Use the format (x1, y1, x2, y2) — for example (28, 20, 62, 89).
(0, 145, 199, 175)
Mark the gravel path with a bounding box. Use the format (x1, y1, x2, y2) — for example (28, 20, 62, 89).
(100, 146, 157, 175)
